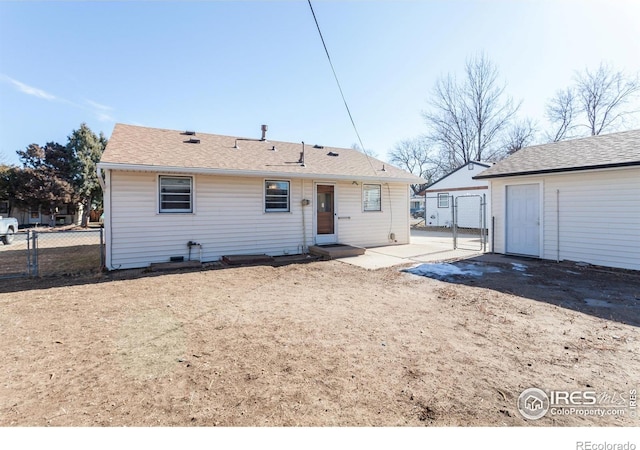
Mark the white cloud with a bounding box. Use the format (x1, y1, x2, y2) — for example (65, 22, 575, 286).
(85, 99, 114, 112)
(1, 74, 57, 101)
(86, 99, 116, 122)
(1, 74, 116, 123)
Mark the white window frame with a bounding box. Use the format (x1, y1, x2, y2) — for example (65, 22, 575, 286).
(363, 184, 382, 212)
(438, 193, 450, 208)
(264, 180, 290, 212)
(159, 175, 193, 213)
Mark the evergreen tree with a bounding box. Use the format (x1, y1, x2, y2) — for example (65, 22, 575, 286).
(67, 123, 106, 226)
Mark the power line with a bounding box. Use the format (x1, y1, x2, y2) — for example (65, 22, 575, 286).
(307, 0, 376, 173)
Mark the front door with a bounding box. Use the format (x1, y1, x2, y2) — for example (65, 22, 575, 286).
(506, 184, 540, 256)
(315, 184, 337, 244)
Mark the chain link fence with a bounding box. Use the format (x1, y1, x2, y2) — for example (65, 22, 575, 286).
(0, 228, 104, 279)
(412, 194, 488, 252)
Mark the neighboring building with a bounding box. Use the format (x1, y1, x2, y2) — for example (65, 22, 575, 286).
(418, 161, 491, 228)
(474, 129, 640, 271)
(97, 124, 424, 270)
(409, 194, 425, 214)
(4, 202, 82, 227)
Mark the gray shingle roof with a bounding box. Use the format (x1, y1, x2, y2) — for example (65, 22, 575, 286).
(99, 124, 425, 184)
(474, 129, 640, 179)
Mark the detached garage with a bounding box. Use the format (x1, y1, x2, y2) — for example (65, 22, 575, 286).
(474, 129, 640, 271)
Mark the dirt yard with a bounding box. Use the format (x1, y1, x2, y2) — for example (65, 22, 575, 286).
(0, 256, 638, 426)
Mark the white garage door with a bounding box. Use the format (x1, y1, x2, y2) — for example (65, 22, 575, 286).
(506, 184, 540, 256)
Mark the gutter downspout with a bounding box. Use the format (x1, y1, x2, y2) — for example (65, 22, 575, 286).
(97, 166, 112, 270)
(301, 179, 308, 254)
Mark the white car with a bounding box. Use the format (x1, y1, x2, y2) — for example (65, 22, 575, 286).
(0, 216, 18, 245)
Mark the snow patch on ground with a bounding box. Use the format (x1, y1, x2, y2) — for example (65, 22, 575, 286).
(403, 263, 484, 280)
(511, 263, 527, 272)
(584, 298, 613, 308)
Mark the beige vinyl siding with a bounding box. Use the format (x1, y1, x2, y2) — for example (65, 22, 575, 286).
(488, 179, 506, 254)
(109, 171, 314, 269)
(490, 167, 640, 270)
(543, 168, 640, 270)
(335, 181, 410, 247)
(107, 172, 410, 269)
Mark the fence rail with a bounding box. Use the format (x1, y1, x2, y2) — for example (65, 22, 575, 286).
(0, 228, 104, 279)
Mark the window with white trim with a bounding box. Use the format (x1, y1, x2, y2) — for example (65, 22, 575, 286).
(265, 180, 290, 212)
(159, 176, 193, 213)
(438, 193, 450, 208)
(363, 184, 381, 211)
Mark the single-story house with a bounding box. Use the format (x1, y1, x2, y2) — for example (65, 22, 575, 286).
(97, 124, 425, 270)
(1, 201, 83, 227)
(417, 161, 491, 228)
(474, 129, 640, 271)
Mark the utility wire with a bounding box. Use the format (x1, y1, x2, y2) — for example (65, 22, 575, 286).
(307, 0, 377, 175)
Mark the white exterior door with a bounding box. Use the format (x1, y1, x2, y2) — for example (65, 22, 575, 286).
(506, 184, 540, 256)
(315, 183, 337, 244)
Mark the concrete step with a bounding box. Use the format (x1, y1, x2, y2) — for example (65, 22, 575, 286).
(309, 244, 366, 259)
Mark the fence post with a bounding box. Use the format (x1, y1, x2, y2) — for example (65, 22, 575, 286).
(482, 193, 487, 252)
(26, 229, 31, 276)
(31, 231, 39, 277)
(452, 195, 457, 250)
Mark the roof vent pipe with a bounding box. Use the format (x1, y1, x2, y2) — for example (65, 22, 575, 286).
(261, 124, 268, 141)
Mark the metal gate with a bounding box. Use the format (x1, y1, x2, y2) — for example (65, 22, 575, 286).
(453, 194, 487, 251)
(0, 229, 104, 279)
(419, 193, 487, 252)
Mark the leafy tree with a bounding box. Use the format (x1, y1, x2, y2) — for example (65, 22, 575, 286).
(67, 123, 106, 226)
(15, 143, 79, 226)
(0, 164, 16, 215)
(8, 123, 106, 227)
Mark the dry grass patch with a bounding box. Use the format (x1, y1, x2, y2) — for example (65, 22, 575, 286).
(0, 261, 637, 426)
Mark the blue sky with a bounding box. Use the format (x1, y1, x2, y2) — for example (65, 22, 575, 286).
(1, 1, 639, 166)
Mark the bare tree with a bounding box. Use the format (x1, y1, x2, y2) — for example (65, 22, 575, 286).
(503, 118, 537, 154)
(423, 52, 519, 170)
(576, 63, 640, 136)
(545, 88, 577, 142)
(350, 142, 377, 158)
(545, 64, 640, 140)
(388, 137, 440, 193)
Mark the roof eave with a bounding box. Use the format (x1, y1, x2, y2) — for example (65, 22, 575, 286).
(473, 161, 640, 180)
(425, 160, 492, 188)
(97, 162, 425, 184)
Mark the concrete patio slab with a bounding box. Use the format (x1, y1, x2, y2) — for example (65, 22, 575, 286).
(338, 229, 485, 270)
